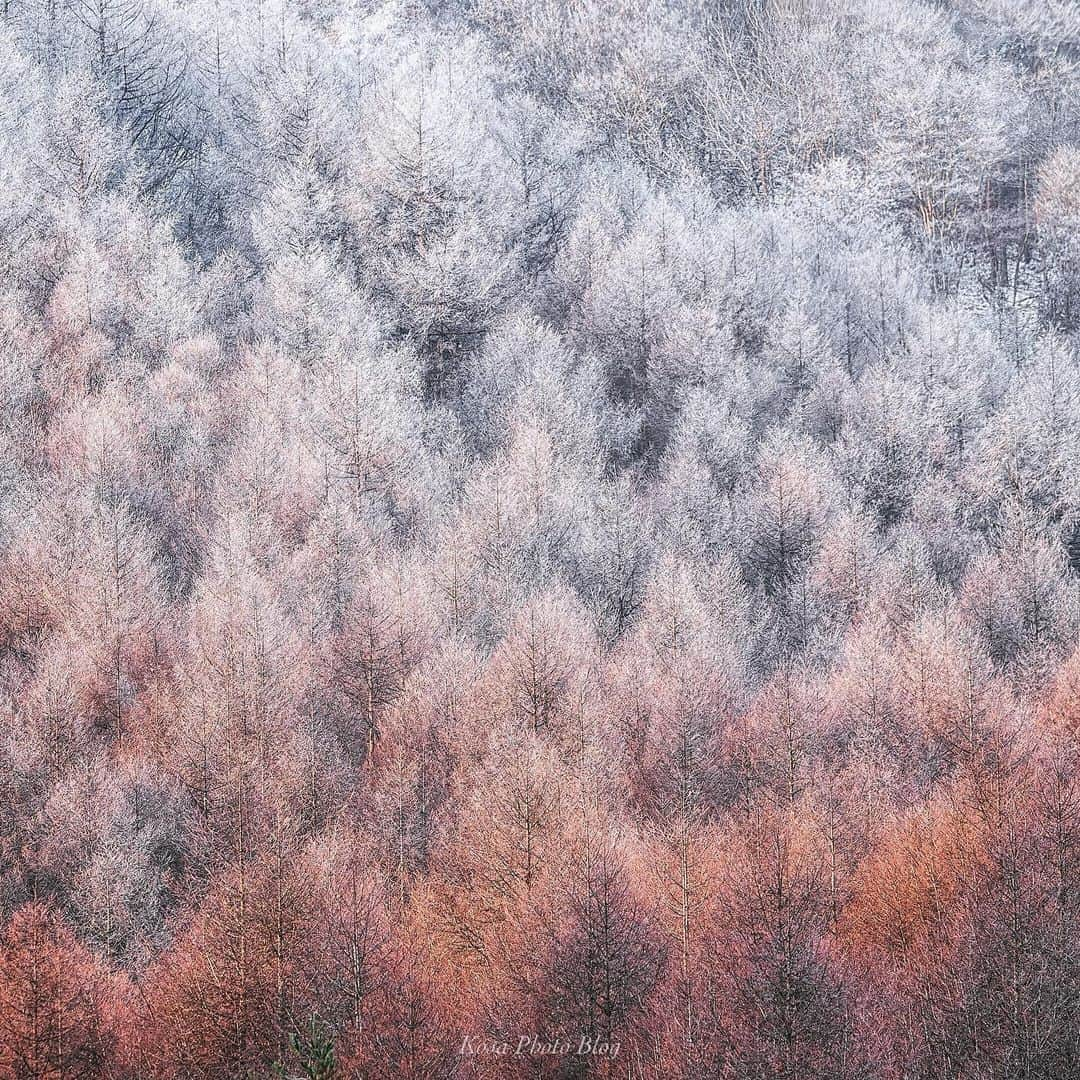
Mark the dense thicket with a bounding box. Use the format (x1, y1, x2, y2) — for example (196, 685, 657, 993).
(3, 0, 1080, 1076)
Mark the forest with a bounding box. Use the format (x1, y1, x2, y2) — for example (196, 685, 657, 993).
(2, 0, 1080, 1076)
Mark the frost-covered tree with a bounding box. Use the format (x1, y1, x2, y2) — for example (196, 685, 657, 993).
(1, 1, 1079, 1076)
